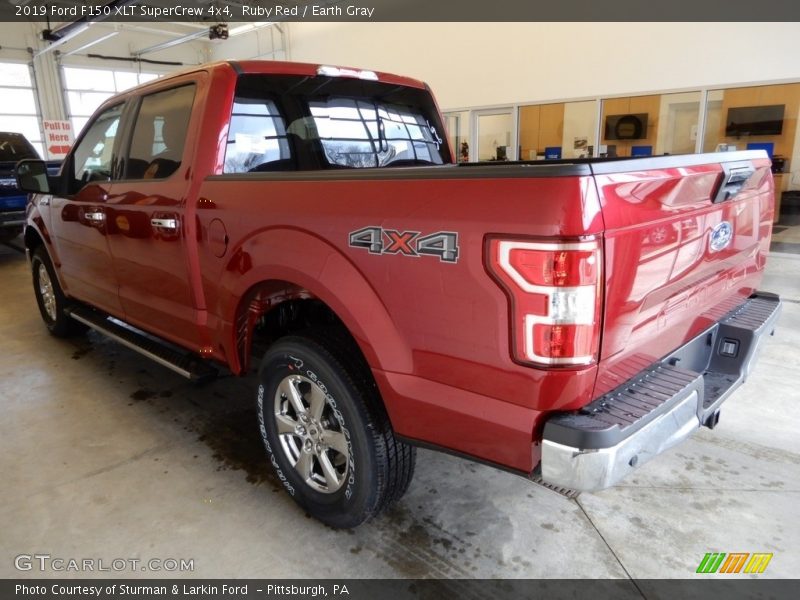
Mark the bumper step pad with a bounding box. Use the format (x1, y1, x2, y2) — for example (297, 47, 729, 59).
(539, 292, 781, 492)
(545, 363, 703, 450)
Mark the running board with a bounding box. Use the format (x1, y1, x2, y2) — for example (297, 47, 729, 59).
(66, 306, 217, 382)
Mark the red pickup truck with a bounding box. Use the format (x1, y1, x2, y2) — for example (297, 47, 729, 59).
(16, 61, 781, 528)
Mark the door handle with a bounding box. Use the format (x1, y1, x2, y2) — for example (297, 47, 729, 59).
(150, 218, 178, 230)
(85, 211, 105, 222)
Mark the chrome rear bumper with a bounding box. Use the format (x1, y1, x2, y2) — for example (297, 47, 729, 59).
(540, 292, 781, 492)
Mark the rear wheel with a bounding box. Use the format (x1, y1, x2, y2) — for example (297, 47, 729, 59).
(31, 246, 86, 337)
(256, 332, 415, 528)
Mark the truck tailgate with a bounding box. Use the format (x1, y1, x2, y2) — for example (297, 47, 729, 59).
(592, 151, 774, 396)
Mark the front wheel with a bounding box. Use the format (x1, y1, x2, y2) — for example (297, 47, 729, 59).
(257, 333, 415, 528)
(31, 246, 86, 337)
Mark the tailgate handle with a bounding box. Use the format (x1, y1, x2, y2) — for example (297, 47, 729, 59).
(713, 162, 755, 203)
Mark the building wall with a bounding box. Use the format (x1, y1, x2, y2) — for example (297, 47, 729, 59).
(282, 22, 800, 110)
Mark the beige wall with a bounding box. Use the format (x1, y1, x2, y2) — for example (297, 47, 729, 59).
(281, 23, 800, 110)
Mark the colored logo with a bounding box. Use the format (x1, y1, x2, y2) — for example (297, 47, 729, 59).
(696, 552, 773, 574)
(709, 221, 733, 252)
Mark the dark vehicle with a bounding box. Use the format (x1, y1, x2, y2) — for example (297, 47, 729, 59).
(0, 132, 59, 243)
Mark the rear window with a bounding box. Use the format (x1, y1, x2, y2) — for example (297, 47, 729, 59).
(0, 132, 39, 162)
(225, 74, 447, 173)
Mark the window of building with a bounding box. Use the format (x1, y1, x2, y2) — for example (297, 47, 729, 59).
(62, 66, 159, 134)
(518, 100, 597, 161)
(599, 92, 702, 158)
(443, 111, 470, 162)
(703, 82, 800, 218)
(0, 62, 44, 158)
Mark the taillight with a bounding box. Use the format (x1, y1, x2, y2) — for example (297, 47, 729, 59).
(487, 238, 602, 367)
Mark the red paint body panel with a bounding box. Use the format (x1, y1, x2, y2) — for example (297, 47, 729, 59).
(29, 61, 775, 474)
(593, 160, 772, 394)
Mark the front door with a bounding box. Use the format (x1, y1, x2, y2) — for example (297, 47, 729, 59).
(49, 103, 124, 316)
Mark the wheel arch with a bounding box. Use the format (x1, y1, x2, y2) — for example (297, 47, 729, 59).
(221, 228, 413, 377)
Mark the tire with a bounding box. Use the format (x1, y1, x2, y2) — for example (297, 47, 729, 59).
(31, 246, 86, 338)
(257, 332, 416, 528)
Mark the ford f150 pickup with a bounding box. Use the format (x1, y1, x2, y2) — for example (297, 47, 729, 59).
(15, 61, 781, 528)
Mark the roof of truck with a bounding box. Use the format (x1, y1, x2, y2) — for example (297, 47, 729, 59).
(114, 59, 428, 99)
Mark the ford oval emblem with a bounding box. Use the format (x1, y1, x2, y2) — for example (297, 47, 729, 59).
(710, 221, 733, 252)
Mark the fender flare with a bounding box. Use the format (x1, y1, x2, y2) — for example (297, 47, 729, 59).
(219, 227, 413, 375)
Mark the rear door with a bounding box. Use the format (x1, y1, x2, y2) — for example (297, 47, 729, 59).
(48, 103, 125, 315)
(104, 78, 202, 348)
(592, 152, 773, 395)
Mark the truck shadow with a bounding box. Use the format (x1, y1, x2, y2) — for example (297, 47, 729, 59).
(67, 330, 580, 579)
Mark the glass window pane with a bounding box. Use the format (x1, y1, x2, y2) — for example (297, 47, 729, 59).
(72, 117, 90, 136)
(63, 67, 115, 92)
(0, 116, 41, 144)
(72, 104, 123, 184)
(599, 92, 700, 158)
(0, 62, 31, 87)
(114, 71, 139, 91)
(229, 74, 447, 170)
(477, 112, 513, 161)
(126, 85, 196, 180)
(0, 88, 37, 114)
(138, 73, 159, 84)
(702, 84, 797, 156)
(444, 111, 470, 162)
(67, 91, 114, 117)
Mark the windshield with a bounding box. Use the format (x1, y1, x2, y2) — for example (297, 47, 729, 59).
(0, 132, 40, 162)
(225, 74, 448, 173)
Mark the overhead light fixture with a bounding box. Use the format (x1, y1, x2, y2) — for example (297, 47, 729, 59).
(209, 23, 229, 40)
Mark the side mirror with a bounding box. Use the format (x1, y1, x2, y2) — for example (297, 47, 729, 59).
(15, 159, 50, 194)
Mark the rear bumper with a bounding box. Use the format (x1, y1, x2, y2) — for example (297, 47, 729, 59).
(540, 292, 781, 492)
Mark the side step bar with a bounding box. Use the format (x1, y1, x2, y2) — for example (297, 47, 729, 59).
(67, 306, 217, 382)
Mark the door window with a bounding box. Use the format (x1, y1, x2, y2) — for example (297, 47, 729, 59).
(225, 98, 292, 173)
(124, 84, 196, 180)
(71, 103, 123, 189)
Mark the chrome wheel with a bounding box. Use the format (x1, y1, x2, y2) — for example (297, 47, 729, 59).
(38, 263, 57, 321)
(274, 374, 350, 494)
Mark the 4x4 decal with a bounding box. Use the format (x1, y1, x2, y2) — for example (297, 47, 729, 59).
(349, 226, 459, 263)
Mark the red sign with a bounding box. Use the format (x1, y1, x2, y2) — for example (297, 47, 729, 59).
(43, 120, 74, 160)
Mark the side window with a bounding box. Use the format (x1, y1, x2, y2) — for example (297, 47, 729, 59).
(71, 103, 123, 186)
(125, 84, 195, 180)
(224, 98, 293, 173)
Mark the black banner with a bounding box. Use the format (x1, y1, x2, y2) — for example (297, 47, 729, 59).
(1, 0, 800, 23)
(3, 579, 800, 600)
